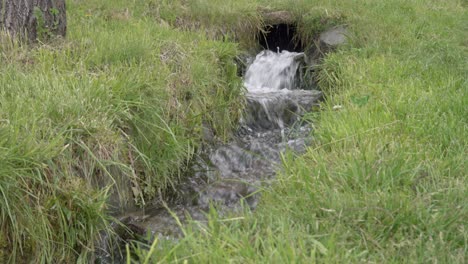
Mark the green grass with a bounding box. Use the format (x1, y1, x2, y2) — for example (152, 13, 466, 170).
(1, 0, 467, 262)
(0, 0, 243, 262)
(130, 0, 467, 263)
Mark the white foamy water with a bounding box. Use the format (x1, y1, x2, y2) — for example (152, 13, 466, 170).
(244, 50, 305, 93)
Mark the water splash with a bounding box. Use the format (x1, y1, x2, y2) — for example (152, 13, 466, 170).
(244, 50, 305, 93)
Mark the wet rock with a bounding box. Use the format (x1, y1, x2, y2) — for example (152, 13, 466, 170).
(287, 89, 323, 110)
(115, 216, 148, 241)
(201, 121, 215, 143)
(94, 215, 150, 263)
(197, 181, 258, 209)
(209, 145, 259, 174)
(244, 90, 322, 130)
(139, 206, 207, 237)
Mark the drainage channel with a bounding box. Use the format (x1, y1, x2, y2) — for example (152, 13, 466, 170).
(96, 50, 321, 263)
(97, 22, 349, 262)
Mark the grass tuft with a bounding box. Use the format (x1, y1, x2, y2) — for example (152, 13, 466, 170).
(1, 0, 244, 261)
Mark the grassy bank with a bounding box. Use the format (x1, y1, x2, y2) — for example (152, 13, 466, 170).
(132, 0, 467, 263)
(1, 0, 466, 263)
(0, 0, 243, 262)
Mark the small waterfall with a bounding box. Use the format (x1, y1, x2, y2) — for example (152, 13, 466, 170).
(147, 49, 322, 230)
(244, 50, 305, 93)
(98, 50, 322, 263)
(242, 50, 317, 131)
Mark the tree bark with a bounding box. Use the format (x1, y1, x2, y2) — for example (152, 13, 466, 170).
(1, 0, 66, 41)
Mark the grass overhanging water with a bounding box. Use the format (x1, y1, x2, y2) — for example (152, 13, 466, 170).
(0, 0, 467, 263)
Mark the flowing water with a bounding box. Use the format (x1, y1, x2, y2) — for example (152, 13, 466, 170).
(98, 50, 322, 262)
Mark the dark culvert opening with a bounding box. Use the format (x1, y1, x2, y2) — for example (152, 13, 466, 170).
(259, 24, 303, 52)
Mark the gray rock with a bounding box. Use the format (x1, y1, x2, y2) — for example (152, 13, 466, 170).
(202, 121, 215, 143)
(197, 181, 258, 209)
(319, 26, 348, 47)
(244, 90, 322, 130)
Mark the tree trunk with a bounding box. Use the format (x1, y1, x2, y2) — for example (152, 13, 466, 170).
(0, 0, 66, 42)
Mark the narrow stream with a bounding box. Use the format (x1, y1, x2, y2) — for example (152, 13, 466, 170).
(98, 50, 322, 262)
